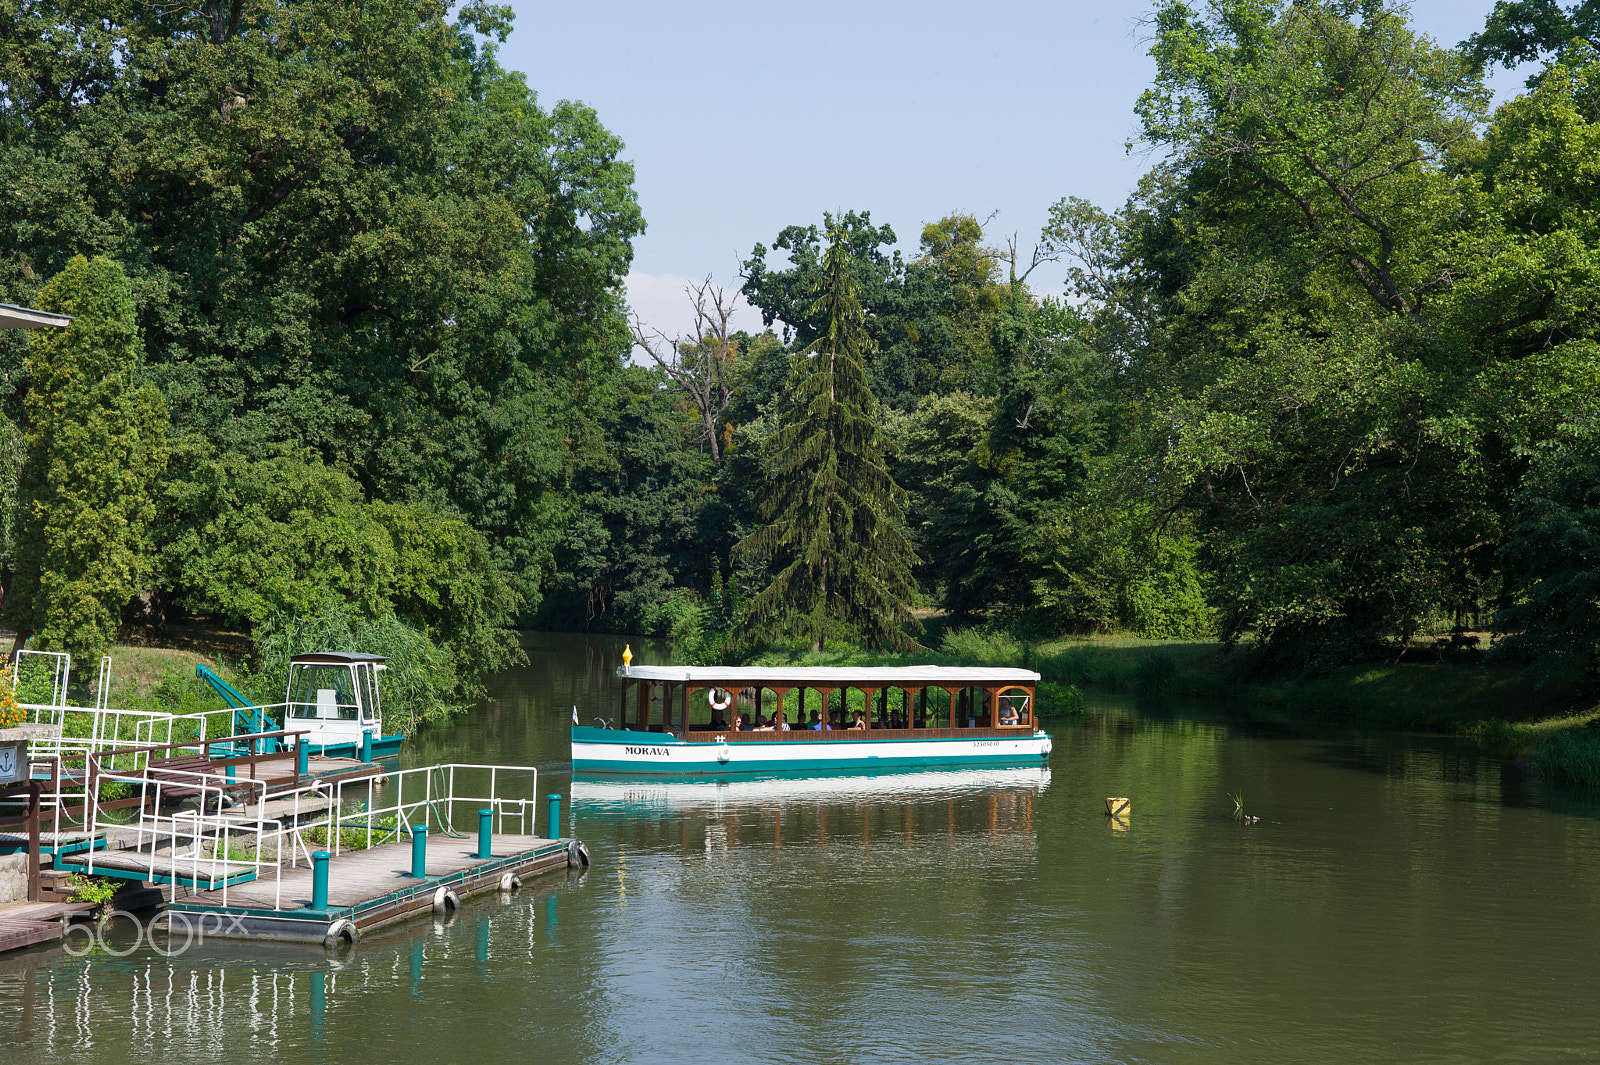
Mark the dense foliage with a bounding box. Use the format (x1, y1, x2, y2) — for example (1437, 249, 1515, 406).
(0, 1, 638, 708)
(3, 0, 1599, 705)
(8, 256, 167, 660)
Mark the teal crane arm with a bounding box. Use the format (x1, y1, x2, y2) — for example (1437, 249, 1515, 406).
(195, 664, 274, 735)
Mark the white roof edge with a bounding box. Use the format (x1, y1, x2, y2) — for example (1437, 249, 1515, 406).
(616, 664, 1041, 683)
(0, 303, 73, 330)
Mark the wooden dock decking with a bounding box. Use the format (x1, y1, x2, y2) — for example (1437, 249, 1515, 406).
(164, 832, 576, 944)
(0, 902, 94, 953)
(59, 849, 258, 888)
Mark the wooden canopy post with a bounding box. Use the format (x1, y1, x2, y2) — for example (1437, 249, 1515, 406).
(942, 688, 962, 728)
(858, 689, 880, 732)
(815, 688, 836, 729)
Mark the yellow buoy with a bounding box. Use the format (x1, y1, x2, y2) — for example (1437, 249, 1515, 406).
(622, 644, 633, 667)
(1105, 797, 1130, 818)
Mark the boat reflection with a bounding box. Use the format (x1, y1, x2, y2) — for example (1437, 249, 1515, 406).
(574, 767, 1050, 860)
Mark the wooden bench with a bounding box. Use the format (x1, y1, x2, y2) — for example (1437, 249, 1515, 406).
(142, 754, 254, 806)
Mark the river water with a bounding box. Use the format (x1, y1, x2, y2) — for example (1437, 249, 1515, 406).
(4, 631, 1600, 1063)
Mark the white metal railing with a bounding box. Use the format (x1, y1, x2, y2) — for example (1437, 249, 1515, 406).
(22, 704, 236, 771)
(84, 765, 281, 909)
(13, 649, 70, 708)
(281, 763, 540, 863)
(76, 756, 541, 913)
(95, 655, 111, 711)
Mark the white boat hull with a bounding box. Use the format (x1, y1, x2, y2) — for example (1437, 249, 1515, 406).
(570, 726, 1052, 776)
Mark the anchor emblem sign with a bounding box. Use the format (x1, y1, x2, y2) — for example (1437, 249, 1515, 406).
(0, 741, 21, 785)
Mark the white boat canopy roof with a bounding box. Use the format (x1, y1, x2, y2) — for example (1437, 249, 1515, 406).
(618, 664, 1039, 685)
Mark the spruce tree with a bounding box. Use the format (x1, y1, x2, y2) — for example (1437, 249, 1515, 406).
(8, 256, 169, 660)
(738, 231, 922, 652)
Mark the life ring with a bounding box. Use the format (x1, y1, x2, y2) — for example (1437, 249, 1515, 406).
(707, 687, 732, 711)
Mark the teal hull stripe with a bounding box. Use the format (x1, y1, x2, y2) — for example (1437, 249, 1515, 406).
(573, 750, 1049, 777)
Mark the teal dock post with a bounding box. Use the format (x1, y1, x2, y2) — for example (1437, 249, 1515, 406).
(546, 793, 560, 839)
(477, 809, 493, 859)
(296, 740, 309, 776)
(360, 729, 372, 763)
(311, 850, 330, 910)
(410, 824, 428, 878)
(225, 762, 235, 781)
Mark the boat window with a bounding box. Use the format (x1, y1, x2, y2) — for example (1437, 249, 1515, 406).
(355, 664, 378, 724)
(997, 688, 1031, 726)
(287, 665, 360, 720)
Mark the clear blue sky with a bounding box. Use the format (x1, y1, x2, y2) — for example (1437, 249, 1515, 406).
(496, 1, 1527, 338)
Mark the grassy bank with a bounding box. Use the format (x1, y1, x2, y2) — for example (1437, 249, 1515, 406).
(754, 630, 1600, 785)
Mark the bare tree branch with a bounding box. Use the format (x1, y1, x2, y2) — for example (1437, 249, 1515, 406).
(631, 276, 741, 464)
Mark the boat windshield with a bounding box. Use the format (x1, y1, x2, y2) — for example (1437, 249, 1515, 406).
(287, 664, 361, 721)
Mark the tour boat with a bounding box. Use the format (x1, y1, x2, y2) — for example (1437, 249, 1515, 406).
(571, 651, 1052, 777)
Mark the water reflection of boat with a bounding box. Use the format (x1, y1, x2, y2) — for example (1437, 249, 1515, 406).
(571, 766, 1052, 809)
(573, 658, 1052, 776)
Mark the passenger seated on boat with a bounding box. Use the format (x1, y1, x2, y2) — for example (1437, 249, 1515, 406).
(848, 711, 866, 730)
(754, 716, 775, 732)
(808, 710, 830, 731)
(709, 710, 728, 730)
(729, 713, 743, 732)
(999, 702, 1019, 726)
(776, 711, 791, 732)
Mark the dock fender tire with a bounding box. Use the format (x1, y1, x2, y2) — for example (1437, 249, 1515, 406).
(432, 887, 460, 915)
(324, 919, 358, 949)
(499, 872, 522, 893)
(716, 740, 730, 765)
(567, 840, 592, 868)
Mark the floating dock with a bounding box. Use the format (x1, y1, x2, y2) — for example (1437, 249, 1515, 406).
(161, 832, 576, 945)
(43, 759, 584, 949)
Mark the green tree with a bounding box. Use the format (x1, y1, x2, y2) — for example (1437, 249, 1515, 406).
(1467, 1, 1600, 75)
(0, 1, 643, 613)
(8, 256, 168, 659)
(1494, 422, 1600, 679)
(1085, 0, 1500, 666)
(154, 442, 520, 691)
(738, 233, 922, 651)
(741, 211, 1014, 409)
(535, 364, 724, 633)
